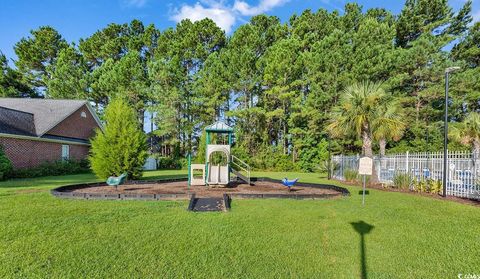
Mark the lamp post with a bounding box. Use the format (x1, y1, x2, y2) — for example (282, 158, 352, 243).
(443, 66, 461, 197)
(327, 136, 331, 180)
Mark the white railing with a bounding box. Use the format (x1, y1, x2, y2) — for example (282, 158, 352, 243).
(231, 155, 251, 185)
(332, 151, 480, 200)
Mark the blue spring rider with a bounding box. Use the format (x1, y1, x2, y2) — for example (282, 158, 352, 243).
(282, 178, 299, 191)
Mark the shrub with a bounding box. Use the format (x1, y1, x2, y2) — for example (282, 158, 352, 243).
(11, 159, 90, 178)
(89, 98, 148, 180)
(317, 160, 340, 175)
(344, 169, 358, 182)
(412, 179, 426, 192)
(412, 179, 442, 194)
(428, 180, 442, 194)
(156, 156, 183, 169)
(0, 145, 13, 180)
(393, 173, 411, 189)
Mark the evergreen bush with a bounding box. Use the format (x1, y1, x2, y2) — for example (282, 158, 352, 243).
(89, 98, 148, 180)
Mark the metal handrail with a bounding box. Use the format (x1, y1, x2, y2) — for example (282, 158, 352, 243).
(231, 155, 251, 185)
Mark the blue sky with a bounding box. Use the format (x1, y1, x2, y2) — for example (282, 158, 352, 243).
(1, 0, 478, 63)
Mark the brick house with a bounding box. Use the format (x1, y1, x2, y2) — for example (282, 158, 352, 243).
(0, 98, 103, 169)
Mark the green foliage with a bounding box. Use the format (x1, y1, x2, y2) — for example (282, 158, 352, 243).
(452, 22, 480, 68)
(91, 51, 148, 119)
(154, 156, 183, 170)
(0, 145, 13, 181)
(327, 81, 386, 161)
(449, 112, 480, 155)
(3, 1, 478, 171)
(429, 179, 442, 194)
(344, 169, 359, 182)
(149, 18, 226, 152)
(0, 53, 35, 97)
(14, 26, 68, 91)
(297, 138, 329, 172)
(412, 179, 442, 194)
(393, 173, 411, 190)
(10, 159, 90, 179)
(46, 46, 89, 99)
(373, 98, 406, 156)
(395, 0, 466, 47)
(89, 98, 148, 179)
(233, 144, 300, 172)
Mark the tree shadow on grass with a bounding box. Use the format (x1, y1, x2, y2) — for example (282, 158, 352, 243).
(350, 221, 374, 279)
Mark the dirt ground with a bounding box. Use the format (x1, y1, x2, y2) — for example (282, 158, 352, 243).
(70, 180, 342, 198)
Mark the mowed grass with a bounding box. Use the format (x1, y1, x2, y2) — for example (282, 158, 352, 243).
(0, 170, 479, 278)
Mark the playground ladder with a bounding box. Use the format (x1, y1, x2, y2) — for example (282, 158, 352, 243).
(231, 155, 251, 185)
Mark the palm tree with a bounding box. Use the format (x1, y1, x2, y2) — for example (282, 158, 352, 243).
(327, 81, 385, 183)
(449, 112, 480, 158)
(372, 100, 406, 157)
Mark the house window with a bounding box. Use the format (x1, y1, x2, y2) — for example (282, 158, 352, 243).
(80, 111, 87, 118)
(62, 145, 70, 161)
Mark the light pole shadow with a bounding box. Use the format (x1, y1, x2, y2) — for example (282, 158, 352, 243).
(350, 221, 375, 279)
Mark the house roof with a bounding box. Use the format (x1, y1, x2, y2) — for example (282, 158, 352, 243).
(205, 121, 233, 133)
(0, 107, 36, 136)
(0, 98, 93, 136)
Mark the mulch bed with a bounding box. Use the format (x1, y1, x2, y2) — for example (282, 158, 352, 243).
(68, 180, 342, 198)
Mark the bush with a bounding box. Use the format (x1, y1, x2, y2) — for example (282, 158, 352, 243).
(0, 145, 13, 180)
(412, 179, 442, 194)
(89, 99, 148, 180)
(429, 180, 442, 194)
(393, 173, 411, 190)
(156, 156, 183, 169)
(344, 169, 358, 182)
(11, 159, 90, 178)
(317, 160, 339, 175)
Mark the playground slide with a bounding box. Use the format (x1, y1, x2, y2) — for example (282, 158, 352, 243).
(208, 165, 229, 184)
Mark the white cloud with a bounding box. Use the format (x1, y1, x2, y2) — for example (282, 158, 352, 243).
(170, 0, 289, 33)
(123, 0, 147, 8)
(233, 0, 289, 16)
(171, 3, 236, 33)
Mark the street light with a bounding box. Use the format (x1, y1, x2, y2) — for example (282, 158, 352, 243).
(327, 136, 331, 180)
(443, 66, 461, 197)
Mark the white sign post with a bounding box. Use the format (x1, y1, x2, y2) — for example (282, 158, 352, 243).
(358, 157, 373, 205)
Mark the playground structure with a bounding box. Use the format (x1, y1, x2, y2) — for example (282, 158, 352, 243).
(188, 121, 251, 187)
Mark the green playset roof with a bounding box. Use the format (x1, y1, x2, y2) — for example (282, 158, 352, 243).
(205, 121, 233, 133)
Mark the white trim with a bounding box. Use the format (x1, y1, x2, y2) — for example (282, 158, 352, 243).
(0, 133, 90, 146)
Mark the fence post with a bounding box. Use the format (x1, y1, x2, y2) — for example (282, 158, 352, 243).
(341, 154, 343, 180)
(406, 151, 409, 175)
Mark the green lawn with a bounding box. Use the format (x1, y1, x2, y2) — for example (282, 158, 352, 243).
(0, 170, 478, 278)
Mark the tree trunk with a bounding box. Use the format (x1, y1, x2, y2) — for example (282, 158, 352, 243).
(362, 127, 378, 184)
(379, 138, 386, 157)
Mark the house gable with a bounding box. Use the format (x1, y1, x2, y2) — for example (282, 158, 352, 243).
(45, 104, 101, 140)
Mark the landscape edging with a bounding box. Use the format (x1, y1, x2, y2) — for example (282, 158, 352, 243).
(51, 176, 350, 201)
